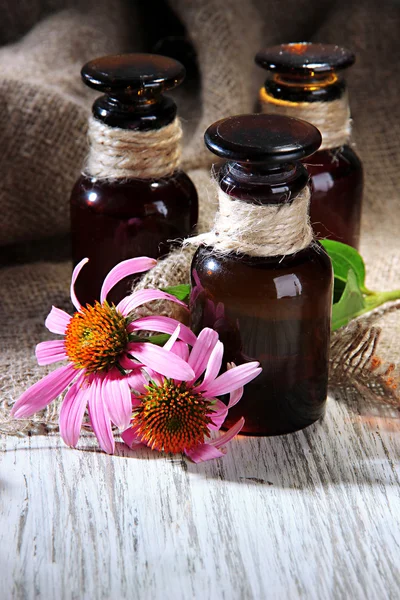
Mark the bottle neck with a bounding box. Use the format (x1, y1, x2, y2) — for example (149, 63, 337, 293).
(260, 73, 351, 150)
(266, 72, 346, 103)
(186, 167, 313, 258)
(85, 115, 183, 181)
(218, 161, 309, 203)
(92, 95, 177, 131)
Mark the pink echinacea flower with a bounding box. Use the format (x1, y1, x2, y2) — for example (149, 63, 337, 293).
(121, 327, 262, 462)
(11, 257, 197, 454)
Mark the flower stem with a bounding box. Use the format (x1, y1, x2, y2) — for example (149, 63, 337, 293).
(365, 288, 400, 309)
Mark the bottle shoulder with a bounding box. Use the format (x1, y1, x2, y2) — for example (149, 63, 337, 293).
(192, 242, 332, 289)
(190, 243, 332, 318)
(306, 145, 363, 175)
(70, 170, 198, 213)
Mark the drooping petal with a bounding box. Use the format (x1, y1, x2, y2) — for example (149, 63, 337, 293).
(128, 343, 195, 381)
(100, 257, 157, 303)
(88, 378, 115, 454)
(211, 417, 245, 448)
(203, 362, 261, 398)
(207, 399, 228, 431)
(121, 427, 144, 448)
(117, 289, 187, 317)
(129, 316, 196, 346)
(163, 325, 181, 351)
(198, 340, 223, 391)
(125, 370, 147, 394)
(11, 364, 77, 419)
(35, 340, 67, 365)
(130, 396, 142, 410)
(70, 257, 89, 311)
(188, 328, 219, 382)
(169, 341, 190, 362)
(102, 370, 132, 430)
(45, 306, 71, 335)
(119, 355, 144, 370)
(184, 443, 225, 463)
(141, 366, 164, 387)
(59, 376, 88, 447)
(228, 386, 243, 409)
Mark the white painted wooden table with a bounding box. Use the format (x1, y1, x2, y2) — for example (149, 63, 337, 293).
(1, 390, 399, 600)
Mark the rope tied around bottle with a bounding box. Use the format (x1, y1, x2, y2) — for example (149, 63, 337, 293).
(259, 87, 351, 151)
(185, 184, 313, 257)
(85, 116, 183, 180)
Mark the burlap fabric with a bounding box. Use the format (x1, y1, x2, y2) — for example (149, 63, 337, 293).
(1, 0, 399, 435)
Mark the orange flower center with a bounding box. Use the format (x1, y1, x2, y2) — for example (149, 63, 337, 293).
(65, 301, 128, 373)
(133, 380, 214, 454)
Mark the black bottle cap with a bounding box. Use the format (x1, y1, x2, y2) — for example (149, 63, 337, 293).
(81, 53, 186, 130)
(204, 114, 321, 166)
(255, 42, 355, 75)
(82, 53, 185, 95)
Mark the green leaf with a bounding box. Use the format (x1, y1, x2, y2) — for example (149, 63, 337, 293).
(128, 333, 171, 346)
(333, 278, 346, 304)
(321, 239, 369, 293)
(161, 284, 191, 302)
(331, 269, 366, 331)
(143, 334, 171, 346)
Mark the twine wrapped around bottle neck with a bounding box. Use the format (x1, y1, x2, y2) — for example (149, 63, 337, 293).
(259, 87, 351, 151)
(186, 184, 313, 257)
(85, 116, 183, 180)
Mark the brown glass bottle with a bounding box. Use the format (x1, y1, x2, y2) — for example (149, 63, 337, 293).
(190, 114, 333, 436)
(256, 42, 363, 248)
(70, 54, 198, 305)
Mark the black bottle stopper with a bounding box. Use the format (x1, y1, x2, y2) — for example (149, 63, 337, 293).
(255, 42, 355, 76)
(81, 53, 186, 130)
(205, 114, 321, 165)
(204, 114, 322, 202)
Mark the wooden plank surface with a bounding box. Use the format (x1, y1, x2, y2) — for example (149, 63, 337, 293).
(1, 391, 400, 600)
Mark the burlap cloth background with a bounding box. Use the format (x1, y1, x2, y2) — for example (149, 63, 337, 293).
(0, 0, 399, 435)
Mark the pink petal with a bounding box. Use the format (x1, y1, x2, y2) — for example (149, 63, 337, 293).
(142, 367, 164, 386)
(188, 328, 219, 382)
(11, 364, 77, 419)
(198, 340, 223, 391)
(117, 289, 187, 317)
(203, 363, 262, 398)
(184, 443, 225, 463)
(45, 306, 71, 335)
(121, 427, 144, 448)
(131, 396, 142, 409)
(125, 370, 147, 394)
(130, 316, 196, 346)
(119, 355, 144, 370)
(36, 340, 67, 365)
(102, 371, 132, 430)
(70, 258, 89, 311)
(163, 325, 181, 351)
(128, 343, 195, 381)
(100, 257, 157, 304)
(59, 376, 88, 447)
(208, 399, 228, 431)
(228, 386, 243, 409)
(88, 378, 115, 454)
(170, 341, 190, 362)
(211, 417, 245, 448)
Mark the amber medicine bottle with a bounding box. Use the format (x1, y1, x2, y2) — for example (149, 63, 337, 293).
(190, 114, 333, 435)
(256, 42, 363, 248)
(70, 53, 198, 305)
